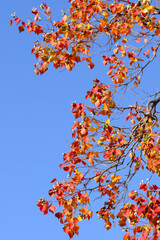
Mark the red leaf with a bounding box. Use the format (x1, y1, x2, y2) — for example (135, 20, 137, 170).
(59, 162, 66, 169)
(83, 136, 90, 143)
(124, 209, 130, 217)
(27, 25, 32, 33)
(36, 200, 41, 207)
(63, 226, 69, 233)
(98, 24, 103, 32)
(10, 20, 13, 26)
(18, 26, 25, 33)
(14, 17, 21, 25)
(128, 190, 137, 200)
(139, 183, 147, 191)
(50, 178, 57, 183)
(154, 206, 160, 213)
(42, 3, 49, 10)
(149, 184, 160, 191)
(49, 205, 57, 214)
(40, 203, 49, 215)
(81, 160, 86, 165)
(31, 47, 35, 54)
(48, 189, 55, 197)
(55, 212, 63, 219)
(22, 21, 28, 27)
(137, 205, 147, 214)
(142, 230, 149, 239)
(133, 9, 141, 15)
(63, 165, 70, 172)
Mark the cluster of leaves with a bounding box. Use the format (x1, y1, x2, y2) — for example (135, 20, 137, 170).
(35, 77, 160, 239)
(11, 0, 160, 82)
(11, 0, 160, 239)
(119, 183, 160, 240)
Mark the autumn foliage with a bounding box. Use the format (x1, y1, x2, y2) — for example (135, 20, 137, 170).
(11, 0, 160, 239)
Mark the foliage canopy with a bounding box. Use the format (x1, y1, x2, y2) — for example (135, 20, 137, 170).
(11, 1, 160, 239)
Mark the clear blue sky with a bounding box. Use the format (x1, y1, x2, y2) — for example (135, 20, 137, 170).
(1, 1, 160, 240)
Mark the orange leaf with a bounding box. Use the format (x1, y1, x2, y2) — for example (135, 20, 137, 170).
(122, 38, 128, 43)
(34, 69, 39, 75)
(90, 127, 97, 132)
(123, 231, 130, 240)
(113, 48, 119, 54)
(136, 38, 141, 43)
(94, 176, 100, 183)
(88, 62, 95, 69)
(103, 102, 109, 111)
(98, 24, 103, 32)
(155, 28, 160, 37)
(88, 158, 94, 166)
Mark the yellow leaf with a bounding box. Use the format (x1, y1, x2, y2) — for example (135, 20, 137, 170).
(62, 15, 69, 22)
(111, 175, 121, 182)
(102, 10, 109, 18)
(105, 119, 110, 125)
(87, 24, 91, 29)
(49, 56, 55, 62)
(146, 5, 155, 13)
(77, 215, 83, 221)
(97, 140, 102, 145)
(97, 5, 103, 13)
(129, 152, 134, 158)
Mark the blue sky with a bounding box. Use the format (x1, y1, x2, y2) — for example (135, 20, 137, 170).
(1, 1, 160, 240)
